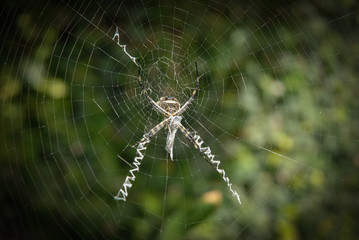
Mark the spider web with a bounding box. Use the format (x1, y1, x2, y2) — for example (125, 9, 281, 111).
(1, 0, 359, 239)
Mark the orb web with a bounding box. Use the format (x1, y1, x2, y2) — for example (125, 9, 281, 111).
(1, 0, 358, 239)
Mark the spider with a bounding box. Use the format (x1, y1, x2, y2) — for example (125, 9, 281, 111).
(112, 28, 241, 203)
(134, 63, 201, 161)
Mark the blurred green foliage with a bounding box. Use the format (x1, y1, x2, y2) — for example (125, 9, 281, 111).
(1, 0, 359, 239)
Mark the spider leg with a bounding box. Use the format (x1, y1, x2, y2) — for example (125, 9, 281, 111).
(115, 118, 170, 201)
(137, 66, 170, 117)
(140, 118, 170, 143)
(178, 123, 241, 204)
(174, 62, 202, 116)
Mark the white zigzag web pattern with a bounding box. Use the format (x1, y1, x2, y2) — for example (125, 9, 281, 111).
(112, 27, 138, 66)
(191, 132, 241, 204)
(114, 138, 150, 201)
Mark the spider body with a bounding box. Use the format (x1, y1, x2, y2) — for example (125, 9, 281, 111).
(156, 96, 181, 115)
